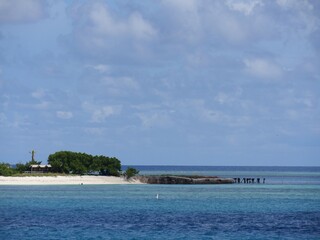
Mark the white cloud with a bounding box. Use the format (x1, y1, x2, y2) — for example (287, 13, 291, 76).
(70, 1, 157, 53)
(0, 0, 47, 24)
(132, 102, 174, 128)
(82, 102, 122, 123)
(162, 0, 198, 12)
(100, 76, 139, 95)
(184, 99, 251, 127)
(215, 13, 248, 43)
(276, 0, 319, 35)
(162, 0, 252, 45)
(56, 111, 73, 119)
(138, 112, 172, 128)
(278, 90, 315, 108)
(92, 64, 110, 73)
(161, 0, 319, 48)
(214, 88, 243, 105)
(199, 107, 250, 127)
(215, 92, 234, 105)
(285, 109, 299, 120)
(132, 103, 162, 111)
(162, 0, 251, 44)
(92, 106, 116, 122)
(276, 0, 313, 10)
(276, 0, 289, 7)
(244, 58, 283, 79)
(161, 0, 202, 43)
(31, 89, 46, 99)
(0, 0, 318, 167)
(128, 12, 157, 40)
(226, 0, 263, 16)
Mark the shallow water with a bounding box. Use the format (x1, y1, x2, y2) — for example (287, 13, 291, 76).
(131, 166, 320, 185)
(1, 184, 319, 239)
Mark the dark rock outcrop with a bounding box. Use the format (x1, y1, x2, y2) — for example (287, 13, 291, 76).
(137, 175, 234, 184)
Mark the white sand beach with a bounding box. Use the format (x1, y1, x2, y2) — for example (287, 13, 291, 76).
(0, 176, 143, 185)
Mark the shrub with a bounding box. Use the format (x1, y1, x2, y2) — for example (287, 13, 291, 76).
(0, 163, 15, 176)
(124, 167, 139, 180)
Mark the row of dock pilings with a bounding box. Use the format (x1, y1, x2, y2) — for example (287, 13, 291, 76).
(233, 178, 266, 184)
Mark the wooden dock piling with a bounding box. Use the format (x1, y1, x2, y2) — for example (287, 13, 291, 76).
(233, 177, 265, 184)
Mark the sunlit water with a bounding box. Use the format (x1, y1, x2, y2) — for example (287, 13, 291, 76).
(1, 166, 319, 239)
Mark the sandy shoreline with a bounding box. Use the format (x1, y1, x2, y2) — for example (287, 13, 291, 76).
(0, 176, 143, 185)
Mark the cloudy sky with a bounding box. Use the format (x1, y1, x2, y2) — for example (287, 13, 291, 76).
(0, 0, 319, 166)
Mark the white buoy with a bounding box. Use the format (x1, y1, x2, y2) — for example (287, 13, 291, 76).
(156, 194, 159, 199)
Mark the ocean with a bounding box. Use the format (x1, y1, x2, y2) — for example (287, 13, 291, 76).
(129, 165, 320, 185)
(1, 166, 320, 239)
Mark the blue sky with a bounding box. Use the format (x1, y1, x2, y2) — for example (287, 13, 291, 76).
(0, 0, 319, 166)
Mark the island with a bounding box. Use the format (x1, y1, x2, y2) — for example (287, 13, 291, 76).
(0, 150, 234, 185)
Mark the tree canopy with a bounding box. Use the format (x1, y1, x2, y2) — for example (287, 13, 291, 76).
(48, 151, 121, 176)
(124, 167, 140, 180)
(0, 151, 124, 177)
(0, 163, 15, 176)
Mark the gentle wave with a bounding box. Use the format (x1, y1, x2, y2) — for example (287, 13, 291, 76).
(1, 184, 320, 239)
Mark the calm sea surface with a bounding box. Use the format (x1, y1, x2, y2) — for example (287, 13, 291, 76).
(1, 166, 320, 239)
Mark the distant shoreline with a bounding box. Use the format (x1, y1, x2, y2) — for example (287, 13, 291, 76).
(0, 176, 143, 185)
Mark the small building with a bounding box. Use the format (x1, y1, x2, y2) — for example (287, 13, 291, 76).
(30, 164, 52, 173)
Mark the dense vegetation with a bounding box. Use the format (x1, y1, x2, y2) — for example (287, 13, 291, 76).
(1, 151, 139, 178)
(48, 151, 122, 176)
(0, 163, 16, 176)
(0, 159, 42, 176)
(15, 159, 42, 173)
(124, 167, 140, 179)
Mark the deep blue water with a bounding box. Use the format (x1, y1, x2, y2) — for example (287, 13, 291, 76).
(1, 166, 320, 239)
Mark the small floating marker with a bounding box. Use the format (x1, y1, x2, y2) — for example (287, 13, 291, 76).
(156, 194, 159, 199)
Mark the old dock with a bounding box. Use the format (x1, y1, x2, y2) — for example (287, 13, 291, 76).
(233, 177, 266, 184)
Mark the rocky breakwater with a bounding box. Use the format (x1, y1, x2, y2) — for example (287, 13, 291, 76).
(137, 175, 234, 184)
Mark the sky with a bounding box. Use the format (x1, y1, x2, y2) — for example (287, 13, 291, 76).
(0, 0, 319, 166)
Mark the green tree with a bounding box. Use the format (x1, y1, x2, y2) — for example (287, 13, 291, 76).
(48, 151, 122, 176)
(48, 151, 72, 173)
(0, 163, 15, 176)
(15, 163, 28, 173)
(25, 159, 42, 168)
(124, 167, 139, 180)
(92, 156, 121, 176)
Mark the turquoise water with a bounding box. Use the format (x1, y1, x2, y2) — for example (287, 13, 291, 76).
(0, 184, 319, 239)
(1, 166, 320, 239)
